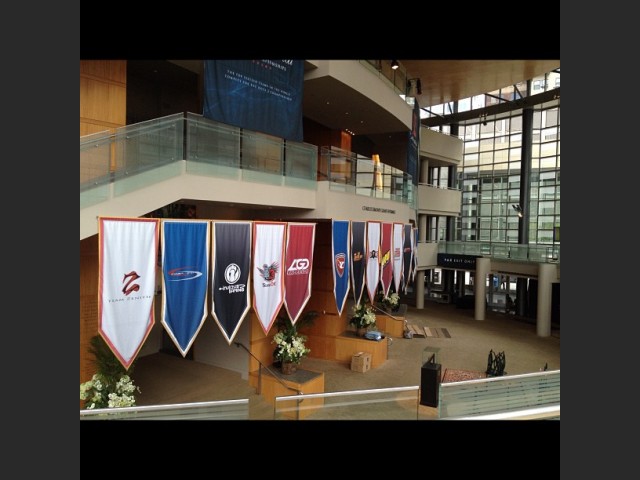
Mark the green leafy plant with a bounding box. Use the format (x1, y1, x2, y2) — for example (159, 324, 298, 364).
(80, 335, 141, 409)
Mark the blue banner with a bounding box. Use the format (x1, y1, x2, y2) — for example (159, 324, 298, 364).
(203, 60, 304, 142)
(332, 219, 350, 315)
(407, 100, 420, 185)
(161, 221, 210, 356)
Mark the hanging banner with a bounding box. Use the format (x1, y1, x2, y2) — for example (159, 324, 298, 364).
(403, 224, 413, 293)
(366, 221, 381, 304)
(161, 220, 210, 356)
(393, 222, 404, 294)
(202, 60, 304, 142)
(211, 221, 252, 344)
(412, 227, 418, 282)
(407, 99, 420, 186)
(332, 219, 351, 315)
(284, 223, 316, 324)
(350, 221, 366, 306)
(253, 222, 286, 334)
(379, 222, 393, 297)
(99, 217, 159, 369)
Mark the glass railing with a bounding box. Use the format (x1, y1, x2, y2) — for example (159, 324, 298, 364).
(80, 113, 319, 208)
(320, 146, 415, 206)
(438, 241, 559, 263)
(274, 386, 420, 420)
(79, 398, 249, 420)
(439, 370, 560, 419)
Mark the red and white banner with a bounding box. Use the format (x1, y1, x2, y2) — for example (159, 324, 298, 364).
(284, 222, 316, 324)
(379, 222, 393, 297)
(365, 221, 381, 304)
(99, 217, 159, 369)
(393, 222, 404, 294)
(252, 222, 286, 335)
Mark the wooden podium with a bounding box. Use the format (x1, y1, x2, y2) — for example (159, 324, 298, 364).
(374, 304, 407, 338)
(249, 367, 325, 419)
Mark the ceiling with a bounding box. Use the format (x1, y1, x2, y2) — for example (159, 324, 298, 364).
(169, 59, 560, 144)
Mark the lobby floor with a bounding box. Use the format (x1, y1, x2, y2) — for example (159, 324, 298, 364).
(132, 300, 560, 420)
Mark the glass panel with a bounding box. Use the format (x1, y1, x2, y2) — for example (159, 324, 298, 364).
(274, 387, 419, 420)
(242, 131, 283, 175)
(80, 132, 113, 208)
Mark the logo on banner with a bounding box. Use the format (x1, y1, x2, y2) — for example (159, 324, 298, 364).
(219, 263, 246, 294)
(335, 253, 346, 277)
(287, 258, 310, 275)
(353, 251, 363, 262)
(167, 266, 204, 281)
(394, 247, 401, 258)
(122, 271, 140, 296)
(224, 263, 241, 284)
(369, 249, 378, 260)
(381, 250, 390, 266)
(257, 262, 279, 286)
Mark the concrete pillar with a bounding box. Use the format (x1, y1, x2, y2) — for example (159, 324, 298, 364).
(536, 263, 555, 337)
(416, 270, 425, 309)
(457, 271, 466, 297)
(418, 214, 428, 242)
(474, 257, 490, 320)
(420, 158, 429, 184)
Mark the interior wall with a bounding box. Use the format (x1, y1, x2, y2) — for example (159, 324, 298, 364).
(80, 60, 127, 136)
(194, 315, 251, 380)
(80, 235, 100, 392)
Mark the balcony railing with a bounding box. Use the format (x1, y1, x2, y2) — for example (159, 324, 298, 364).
(319, 146, 415, 206)
(438, 241, 560, 264)
(80, 112, 318, 209)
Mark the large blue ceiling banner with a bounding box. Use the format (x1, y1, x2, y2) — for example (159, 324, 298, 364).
(203, 60, 304, 142)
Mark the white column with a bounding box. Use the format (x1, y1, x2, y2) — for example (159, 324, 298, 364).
(420, 157, 429, 184)
(536, 263, 555, 337)
(474, 257, 490, 321)
(418, 215, 428, 242)
(416, 270, 425, 309)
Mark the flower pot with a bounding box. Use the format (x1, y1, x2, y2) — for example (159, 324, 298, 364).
(281, 361, 297, 375)
(356, 327, 367, 337)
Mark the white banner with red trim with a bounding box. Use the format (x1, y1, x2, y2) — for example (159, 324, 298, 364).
(99, 217, 159, 369)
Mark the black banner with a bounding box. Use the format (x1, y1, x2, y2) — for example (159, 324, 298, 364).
(437, 253, 479, 270)
(350, 221, 366, 305)
(202, 60, 304, 142)
(403, 224, 413, 293)
(211, 221, 252, 344)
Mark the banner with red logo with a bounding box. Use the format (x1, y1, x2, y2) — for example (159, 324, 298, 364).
(379, 222, 393, 297)
(161, 220, 210, 356)
(366, 221, 381, 304)
(332, 219, 350, 315)
(283, 222, 316, 324)
(211, 221, 252, 344)
(393, 222, 404, 294)
(350, 221, 366, 306)
(252, 222, 286, 335)
(99, 217, 159, 369)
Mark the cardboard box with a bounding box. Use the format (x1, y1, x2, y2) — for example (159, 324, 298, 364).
(351, 352, 372, 372)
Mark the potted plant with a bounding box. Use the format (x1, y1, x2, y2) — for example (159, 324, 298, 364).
(271, 312, 315, 375)
(381, 292, 401, 312)
(349, 302, 377, 336)
(80, 335, 141, 409)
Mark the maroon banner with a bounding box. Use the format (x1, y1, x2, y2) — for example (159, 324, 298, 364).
(379, 222, 393, 297)
(283, 223, 316, 324)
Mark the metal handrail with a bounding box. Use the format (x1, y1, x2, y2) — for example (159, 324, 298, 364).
(234, 342, 302, 396)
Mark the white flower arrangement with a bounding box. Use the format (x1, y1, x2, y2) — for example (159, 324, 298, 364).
(349, 303, 377, 329)
(272, 331, 311, 364)
(382, 292, 400, 309)
(80, 373, 140, 409)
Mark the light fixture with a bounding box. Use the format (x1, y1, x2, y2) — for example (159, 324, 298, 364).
(391, 60, 399, 70)
(512, 204, 523, 218)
